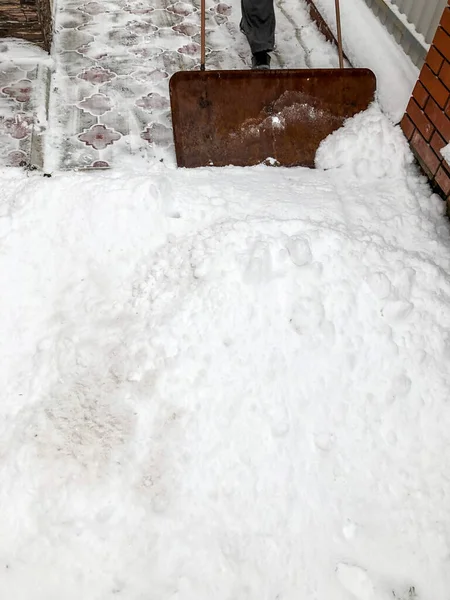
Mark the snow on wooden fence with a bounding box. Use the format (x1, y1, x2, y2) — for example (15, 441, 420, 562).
(363, 0, 447, 67)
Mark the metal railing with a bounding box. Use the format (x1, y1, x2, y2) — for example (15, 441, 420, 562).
(363, 0, 447, 67)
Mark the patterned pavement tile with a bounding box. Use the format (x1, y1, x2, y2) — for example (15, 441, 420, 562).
(0, 40, 51, 169)
(0, 0, 339, 170)
(47, 0, 249, 169)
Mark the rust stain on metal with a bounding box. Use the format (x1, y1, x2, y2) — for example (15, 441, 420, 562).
(169, 68, 376, 168)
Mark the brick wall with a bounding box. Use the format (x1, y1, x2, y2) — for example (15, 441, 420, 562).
(0, 0, 52, 52)
(401, 3, 450, 205)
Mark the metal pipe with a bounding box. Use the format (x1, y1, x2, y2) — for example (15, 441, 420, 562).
(335, 0, 344, 69)
(201, 0, 206, 70)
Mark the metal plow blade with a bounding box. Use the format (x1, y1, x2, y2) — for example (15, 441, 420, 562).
(169, 68, 376, 168)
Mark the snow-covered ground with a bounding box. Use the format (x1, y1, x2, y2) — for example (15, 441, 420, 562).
(2, 1, 450, 599)
(2, 105, 450, 599)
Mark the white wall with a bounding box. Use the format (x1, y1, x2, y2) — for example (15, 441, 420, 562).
(363, 0, 447, 67)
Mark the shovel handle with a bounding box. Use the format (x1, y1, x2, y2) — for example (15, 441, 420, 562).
(335, 0, 344, 69)
(201, 0, 206, 70)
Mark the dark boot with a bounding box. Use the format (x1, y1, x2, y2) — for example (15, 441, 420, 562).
(251, 50, 271, 69)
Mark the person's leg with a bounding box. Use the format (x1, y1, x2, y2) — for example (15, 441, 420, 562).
(240, 0, 275, 61)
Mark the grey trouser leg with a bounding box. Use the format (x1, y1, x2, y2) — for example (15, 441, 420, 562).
(240, 0, 275, 54)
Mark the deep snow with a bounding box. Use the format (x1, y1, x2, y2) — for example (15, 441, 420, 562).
(2, 104, 450, 598)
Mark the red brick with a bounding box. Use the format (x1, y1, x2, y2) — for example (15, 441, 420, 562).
(425, 96, 450, 140)
(412, 81, 429, 108)
(410, 130, 441, 177)
(401, 114, 415, 141)
(441, 60, 450, 89)
(420, 63, 449, 107)
(431, 130, 447, 156)
(434, 27, 450, 62)
(441, 7, 450, 36)
(435, 164, 450, 195)
(407, 98, 434, 141)
(427, 46, 444, 74)
(445, 94, 450, 117)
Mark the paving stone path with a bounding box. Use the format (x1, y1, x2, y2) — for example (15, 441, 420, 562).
(0, 0, 339, 170)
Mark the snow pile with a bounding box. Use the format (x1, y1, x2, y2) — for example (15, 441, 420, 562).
(315, 104, 414, 180)
(1, 101, 450, 598)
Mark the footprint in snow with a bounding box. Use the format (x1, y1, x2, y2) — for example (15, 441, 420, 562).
(244, 240, 274, 284)
(366, 271, 392, 300)
(286, 235, 312, 267)
(336, 563, 390, 600)
(385, 373, 412, 404)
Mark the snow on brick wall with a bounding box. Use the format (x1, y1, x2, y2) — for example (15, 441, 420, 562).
(401, 2, 450, 204)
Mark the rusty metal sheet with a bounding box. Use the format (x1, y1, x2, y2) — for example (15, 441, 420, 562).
(169, 68, 376, 168)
